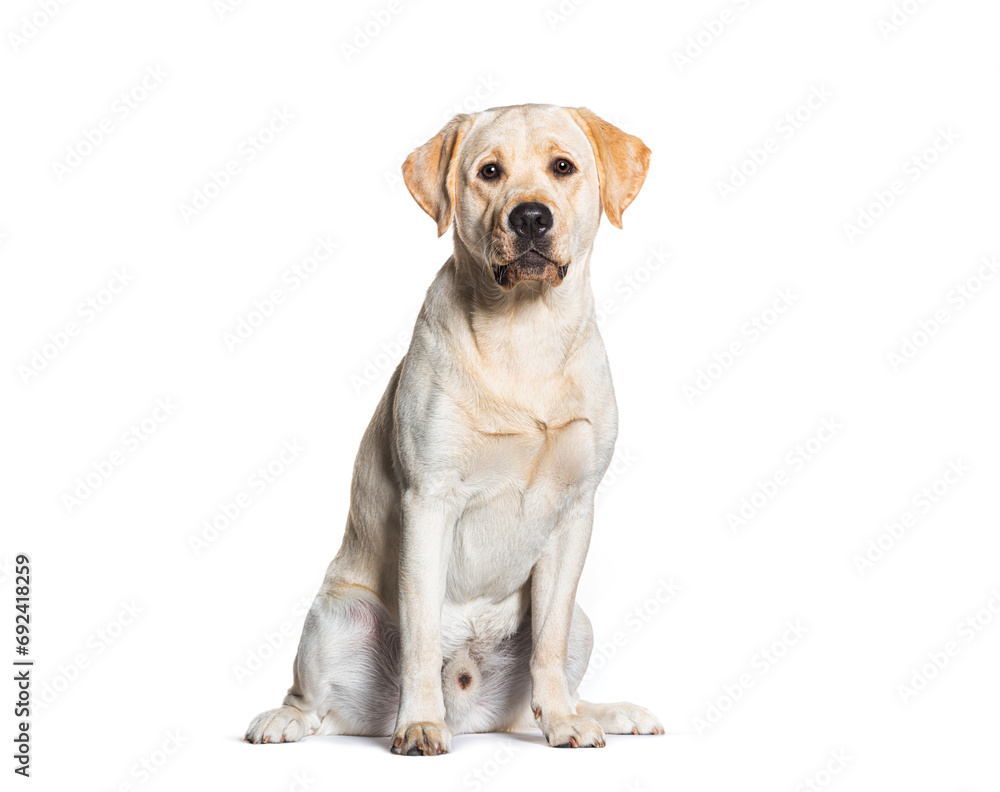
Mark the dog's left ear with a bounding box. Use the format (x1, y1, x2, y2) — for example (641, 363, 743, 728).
(570, 108, 651, 229)
(402, 114, 473, 237)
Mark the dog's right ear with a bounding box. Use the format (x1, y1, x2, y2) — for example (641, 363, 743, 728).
(402, 114, 473, 237)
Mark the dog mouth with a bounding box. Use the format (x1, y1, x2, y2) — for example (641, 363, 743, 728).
(492, 249, 569, 288)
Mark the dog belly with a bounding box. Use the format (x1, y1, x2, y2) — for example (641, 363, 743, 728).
(440, 587, 528, 654)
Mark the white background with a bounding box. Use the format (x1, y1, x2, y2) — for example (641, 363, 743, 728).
(3, 0, 1000, 790)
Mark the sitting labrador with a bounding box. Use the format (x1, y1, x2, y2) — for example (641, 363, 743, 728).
(246, 103, 661, 755)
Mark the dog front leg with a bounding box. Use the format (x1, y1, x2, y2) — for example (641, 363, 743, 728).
(530, 497, 606, 748)
(390, 490, 456, 756)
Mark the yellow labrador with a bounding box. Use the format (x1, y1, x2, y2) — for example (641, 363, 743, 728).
(246, 103, 660, 754)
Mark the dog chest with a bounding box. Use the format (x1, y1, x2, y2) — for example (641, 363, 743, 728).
(443, 419, 601, 598)
(462, 416, 599, 495)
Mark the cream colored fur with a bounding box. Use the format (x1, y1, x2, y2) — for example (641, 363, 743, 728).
(245, 104, 662, 755)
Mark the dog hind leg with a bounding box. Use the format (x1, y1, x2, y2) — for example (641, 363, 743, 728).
(245, 585, 400, 743)
(568, 604, 663, 735)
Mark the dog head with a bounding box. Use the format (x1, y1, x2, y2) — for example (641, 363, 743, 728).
(402, 104, 650, 290)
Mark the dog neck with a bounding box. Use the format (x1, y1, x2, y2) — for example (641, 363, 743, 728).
(444, 233, 598, 375)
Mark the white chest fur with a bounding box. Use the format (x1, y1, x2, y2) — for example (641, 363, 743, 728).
(444, 417, 602, 603)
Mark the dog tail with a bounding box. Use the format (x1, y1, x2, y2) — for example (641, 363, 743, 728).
(442, 645, 481, 719)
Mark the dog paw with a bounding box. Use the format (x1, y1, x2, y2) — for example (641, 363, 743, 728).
(540, 712, 606, 748)
(390, 721, 451, 756)
(576, 700, 664, 735)
(244, 706, 308, 744)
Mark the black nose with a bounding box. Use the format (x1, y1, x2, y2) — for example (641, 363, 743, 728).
(508, 202, 553, 239)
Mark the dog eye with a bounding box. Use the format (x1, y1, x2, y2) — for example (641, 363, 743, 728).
(553, 159, 575, 176)
(479, 163, 501, 180)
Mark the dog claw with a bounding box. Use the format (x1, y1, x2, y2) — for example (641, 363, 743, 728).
(245, 705, 308, 745)
(390, 722, 451, 756)
(542, 713, 606, 748)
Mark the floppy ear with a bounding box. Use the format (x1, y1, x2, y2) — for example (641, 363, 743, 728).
(570, 108, 651, 229)
(402, 114, 472, 237)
